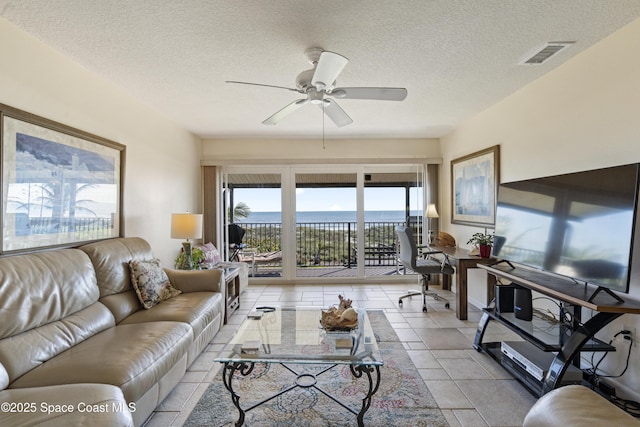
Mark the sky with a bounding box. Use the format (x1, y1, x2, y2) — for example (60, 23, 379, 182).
(234, 187, 423, 212)
(7, 182, 118, 217)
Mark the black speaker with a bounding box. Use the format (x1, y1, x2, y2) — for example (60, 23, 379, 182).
(495, 284, 516, 313)
(514, 287, 533, 321)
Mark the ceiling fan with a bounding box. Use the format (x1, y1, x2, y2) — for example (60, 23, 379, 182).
(226, 48, 408, 127)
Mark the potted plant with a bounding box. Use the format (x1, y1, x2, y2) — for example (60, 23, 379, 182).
(174, 247, 206, 270)
(467, 232, 494, 258)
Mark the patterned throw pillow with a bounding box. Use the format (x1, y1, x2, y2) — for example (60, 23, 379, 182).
(195, 242, 221, 266)
(129, 259, 182, 309)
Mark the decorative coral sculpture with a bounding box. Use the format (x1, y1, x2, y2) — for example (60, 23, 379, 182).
(321, 295, 358, 330)
(434, 231, 456, 247)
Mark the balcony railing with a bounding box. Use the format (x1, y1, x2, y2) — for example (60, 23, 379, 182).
(237, 221, 415, 267)
(16, 216, 114, 239)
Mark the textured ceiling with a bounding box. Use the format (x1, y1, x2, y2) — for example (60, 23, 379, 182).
(1, 1, 640, 139)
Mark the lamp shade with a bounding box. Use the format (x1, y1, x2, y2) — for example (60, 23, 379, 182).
(425, 203, 439, 219)
(171, 213, 203, 240)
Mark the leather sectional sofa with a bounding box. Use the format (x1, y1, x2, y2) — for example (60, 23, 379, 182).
(0, 237, 225, 426)
(524, 384, 640, 426)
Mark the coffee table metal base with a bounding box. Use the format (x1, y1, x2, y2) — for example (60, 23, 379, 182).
(221, 361, 381, 427)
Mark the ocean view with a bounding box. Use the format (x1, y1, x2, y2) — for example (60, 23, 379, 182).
(236, 210, 421, 224)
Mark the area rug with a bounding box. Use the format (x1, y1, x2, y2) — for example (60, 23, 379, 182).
(185, 311, 448, 426)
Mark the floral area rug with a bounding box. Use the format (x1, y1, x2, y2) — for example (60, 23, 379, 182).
(185, 310, 448, 426)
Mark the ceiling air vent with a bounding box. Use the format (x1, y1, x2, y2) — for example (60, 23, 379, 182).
(519, 41, 575, 65)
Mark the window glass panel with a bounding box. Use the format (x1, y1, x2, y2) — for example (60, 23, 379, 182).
(295, 173, 356, 278)
(224, 173, 282, 277)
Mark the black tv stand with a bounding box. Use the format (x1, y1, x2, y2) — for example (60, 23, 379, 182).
(474, 263, 640, 396)
(588, 286, 625, 304)
(488, 259, 515, 269)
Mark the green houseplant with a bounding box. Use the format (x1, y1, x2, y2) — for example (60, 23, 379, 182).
(174, 247, 206, 270)
(467, 232, 494, 258)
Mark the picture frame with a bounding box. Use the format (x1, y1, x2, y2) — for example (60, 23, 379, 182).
(451, 145, 500, 227)
(1, 104, 125, 254)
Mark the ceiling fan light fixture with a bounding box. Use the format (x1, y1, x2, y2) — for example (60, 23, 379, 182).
(308, 89, 324, 104)
(228, 48, 407, 126)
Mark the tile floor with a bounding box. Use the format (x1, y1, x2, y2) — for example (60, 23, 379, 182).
(144, 282, 537, 426)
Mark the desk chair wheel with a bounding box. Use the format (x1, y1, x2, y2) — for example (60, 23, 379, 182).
(445, 303, 450, 309)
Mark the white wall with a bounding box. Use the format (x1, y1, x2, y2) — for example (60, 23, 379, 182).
(0, 18, 202, 266)
(441, 17, 640, 399)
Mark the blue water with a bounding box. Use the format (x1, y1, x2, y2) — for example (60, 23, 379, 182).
(235, 210, 420, 223)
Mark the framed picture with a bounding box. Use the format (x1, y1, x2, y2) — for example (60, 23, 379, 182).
(451, 145, 500, 227)
(1, 104, 125, 254)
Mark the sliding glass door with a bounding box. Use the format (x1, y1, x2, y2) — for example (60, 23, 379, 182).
(222, 165, 425, 281)
(294, 172, 357, 279)
(363, 170, 424, 277)
(222, 170, 283, 277)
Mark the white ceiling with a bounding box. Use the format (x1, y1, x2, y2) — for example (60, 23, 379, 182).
(2, 1, 640, 140)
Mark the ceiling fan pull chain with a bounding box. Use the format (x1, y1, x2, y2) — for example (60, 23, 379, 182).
(322, 101, 326, 150)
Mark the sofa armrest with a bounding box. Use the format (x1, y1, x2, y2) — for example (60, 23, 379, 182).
(164, 268, 223, 293)
(0, 384, 134, 427)
(523, 385, 640, 426)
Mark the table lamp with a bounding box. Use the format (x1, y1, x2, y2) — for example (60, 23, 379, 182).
(171, 213, 203, 270)
(425, 203, 439, 244)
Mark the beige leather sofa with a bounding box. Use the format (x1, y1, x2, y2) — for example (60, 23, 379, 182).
(0, 237, 225, 426)
(524, 385, 640, 426)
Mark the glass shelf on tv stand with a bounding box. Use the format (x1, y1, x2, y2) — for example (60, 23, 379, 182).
(478, 308, 614, 353)
(473, 307, 616, 397)
(472, 262, 640, 395)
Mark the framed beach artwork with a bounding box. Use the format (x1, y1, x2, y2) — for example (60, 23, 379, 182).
(451, 145, 500, 227)
(1, 104, 125, 254)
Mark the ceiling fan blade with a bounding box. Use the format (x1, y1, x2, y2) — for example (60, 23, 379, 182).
(262, 99, 308, 125)
(318, 99, 353, 127)
(226, 80, 301, 93)
(331, 87, 407, 101)
(311, 51, 348, 91)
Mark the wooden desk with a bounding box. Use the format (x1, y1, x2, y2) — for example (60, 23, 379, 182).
(429, 245, 496, 320)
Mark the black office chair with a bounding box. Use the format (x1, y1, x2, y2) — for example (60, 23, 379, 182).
(395, 225, 454, 312)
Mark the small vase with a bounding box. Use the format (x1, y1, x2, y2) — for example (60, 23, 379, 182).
(479, 244, 492, 258)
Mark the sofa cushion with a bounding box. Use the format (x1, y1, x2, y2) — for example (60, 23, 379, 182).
(129, 259, 181, 309)
(0, 249, 109, 386)
(9, 321, 192, 403)
(0, 302, 115, 384)
(119, 292, 223, 339)
(80, 237, 154, 298)
(99, 291, 143, 325)
(0, 249, 99, 340)
(0, 383, 134, 427)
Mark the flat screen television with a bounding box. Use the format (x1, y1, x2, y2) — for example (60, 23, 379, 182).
(492, 163, 640, 293)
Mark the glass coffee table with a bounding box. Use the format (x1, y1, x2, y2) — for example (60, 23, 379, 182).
(216, 306, 383, 426)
